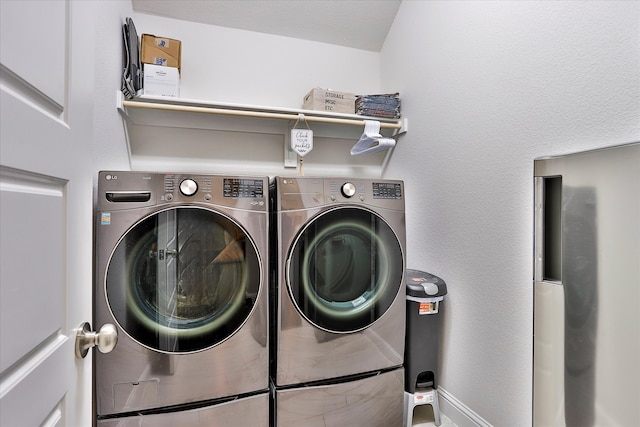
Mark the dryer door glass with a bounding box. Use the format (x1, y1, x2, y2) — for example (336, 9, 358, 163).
(106, 207, 261, 353)
(288, 207, 403, 332)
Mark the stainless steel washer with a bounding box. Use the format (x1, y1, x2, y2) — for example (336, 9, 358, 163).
(271, 176, 406, 426)
(94, 171, 269, 425)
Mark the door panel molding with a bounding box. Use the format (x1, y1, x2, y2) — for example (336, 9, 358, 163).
(0, 64, 64, 121)
(0, 0, 67, 107)
(0, 167, 66, 372)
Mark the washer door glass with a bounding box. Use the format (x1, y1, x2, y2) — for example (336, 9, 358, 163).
(106, 207, 261, 353)
(288, 207, 403, 333)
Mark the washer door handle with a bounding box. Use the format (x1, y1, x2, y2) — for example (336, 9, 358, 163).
(75, 322, 118, 359)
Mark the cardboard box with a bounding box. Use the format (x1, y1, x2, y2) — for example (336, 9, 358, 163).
(142, 64, 180, 98)
(141, 34, 181, 72)
(303, 88, 355, 114)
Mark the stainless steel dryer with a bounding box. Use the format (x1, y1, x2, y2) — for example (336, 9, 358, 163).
(94, 171, 269, 426)
(271, 176, 406, 427)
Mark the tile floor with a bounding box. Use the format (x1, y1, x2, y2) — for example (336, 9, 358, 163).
(410, 404, 458, 427)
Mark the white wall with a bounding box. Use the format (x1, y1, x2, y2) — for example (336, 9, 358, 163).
(132, 14, 382, 107)
(93, 0, 135, 172)
(381, 2, 640, 426)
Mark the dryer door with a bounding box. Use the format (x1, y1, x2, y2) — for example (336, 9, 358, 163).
(287, 206, 404, 333)
(105, 206, 261, 353)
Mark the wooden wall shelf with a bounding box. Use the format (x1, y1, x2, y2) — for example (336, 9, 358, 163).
(117, 92, 407, 177)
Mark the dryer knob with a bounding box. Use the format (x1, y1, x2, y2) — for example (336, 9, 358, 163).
(180, 179, 198, 196)
(341, 182, 357, 198)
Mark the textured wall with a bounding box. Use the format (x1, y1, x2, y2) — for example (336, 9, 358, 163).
(381, 2, 639, 425)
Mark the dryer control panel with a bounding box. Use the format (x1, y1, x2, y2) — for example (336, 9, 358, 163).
(372, 182, 403, 199)
(275, 177, 404, 211)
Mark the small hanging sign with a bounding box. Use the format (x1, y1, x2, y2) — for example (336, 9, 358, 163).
(290, 114, 313, 157)
(291, 129, 313, 156)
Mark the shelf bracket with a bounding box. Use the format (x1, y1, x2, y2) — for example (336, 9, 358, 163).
(395, 117, 409, 136)
(284, 124, 298, 168)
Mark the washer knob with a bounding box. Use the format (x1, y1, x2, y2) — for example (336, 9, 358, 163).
(180, 179, 198, 196)
(341, 182, 357, 198)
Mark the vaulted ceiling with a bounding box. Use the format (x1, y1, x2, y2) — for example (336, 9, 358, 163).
(131, 0, 402, 52)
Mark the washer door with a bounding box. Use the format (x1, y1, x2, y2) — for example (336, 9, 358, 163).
(287, 207, 403, 333)
(106, 206, 261, 353)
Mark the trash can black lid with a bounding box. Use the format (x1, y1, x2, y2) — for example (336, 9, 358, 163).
(405, 269, 447, 298)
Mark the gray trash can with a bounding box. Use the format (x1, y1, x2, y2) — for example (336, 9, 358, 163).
(404, 269, 447, 393)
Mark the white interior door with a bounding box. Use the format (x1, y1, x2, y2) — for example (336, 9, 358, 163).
(1, 1, 96, 426)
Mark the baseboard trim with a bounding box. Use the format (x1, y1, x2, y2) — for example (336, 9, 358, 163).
(438, 387, 492, 427)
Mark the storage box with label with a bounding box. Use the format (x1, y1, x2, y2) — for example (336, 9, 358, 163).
(303, 88, 355, 114)
(141, 34, 182, 72)
(142, 64, 180, 97)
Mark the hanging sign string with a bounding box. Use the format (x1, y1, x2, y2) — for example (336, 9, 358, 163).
(292, 113, 311, 131)
(291, 113, 313, 176)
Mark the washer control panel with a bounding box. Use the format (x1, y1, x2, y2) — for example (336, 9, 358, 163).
(164, 174, 213, 201)
(160, 175, 264, 201)
(97, 171, 268, 211)
(223, 178, 264, 198)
